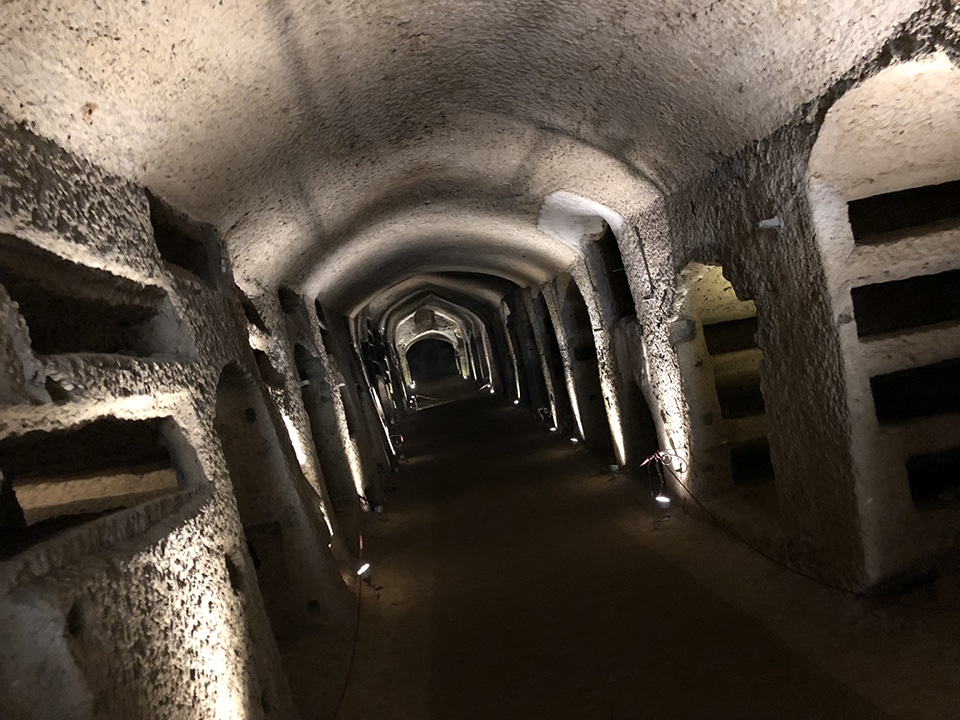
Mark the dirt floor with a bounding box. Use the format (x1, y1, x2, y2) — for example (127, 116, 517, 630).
(334, 380, 960, 719)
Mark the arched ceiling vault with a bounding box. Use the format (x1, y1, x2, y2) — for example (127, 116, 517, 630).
(378, 285, 509, 328)
(403, 331, 460, 354)
(364, 274, 519, 326)
(0, 0, 927, 301)
(386, 294, 490, 350)
(810, 54, 960, 200)
(315, 211, 577, 315)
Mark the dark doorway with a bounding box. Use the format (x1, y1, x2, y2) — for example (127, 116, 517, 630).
(407, 338, 459, 383)
(561, 280, 612, 451)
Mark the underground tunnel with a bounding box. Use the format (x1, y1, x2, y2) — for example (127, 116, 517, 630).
(1, 2, 960, 719)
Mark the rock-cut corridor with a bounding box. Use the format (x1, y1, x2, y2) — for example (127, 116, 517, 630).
(333, 382, 959, 720)
(1, 2, 960, 719)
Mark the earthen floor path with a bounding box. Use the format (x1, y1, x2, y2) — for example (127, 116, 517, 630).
(335, 388, 950, 719)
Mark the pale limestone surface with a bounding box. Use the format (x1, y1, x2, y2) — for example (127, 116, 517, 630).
(0, 0, 926, 297)
(0, 114, 347, 719)
(1, 3, 960, 717)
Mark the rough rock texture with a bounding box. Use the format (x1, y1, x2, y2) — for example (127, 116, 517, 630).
(1, 1, 960, 714)
(0, 115, 356, 719)
(0, 0, 932, 297)
(629, 117, 869, 587)
(810, 56, 960, 584)
(585, 6, 960, 590)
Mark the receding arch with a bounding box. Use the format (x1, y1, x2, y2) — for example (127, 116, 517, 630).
(304, 210, 579, 315)
(406, 336, 461, 384)
(213, 362, 345, 647)
(531, 292, 573, 433)
(292, 344, 362, 551)
(558, 276, 611, 450)
(673, 263, 777, 519)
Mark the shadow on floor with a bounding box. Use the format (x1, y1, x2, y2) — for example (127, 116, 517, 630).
(336, 395, 916, 719)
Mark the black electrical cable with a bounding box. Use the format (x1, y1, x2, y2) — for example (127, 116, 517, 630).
(646, 459, 658, 527)
(332, 502, 366, 719)
(332, 578, 363, 719)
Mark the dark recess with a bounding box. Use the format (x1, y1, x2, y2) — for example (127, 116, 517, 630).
(852, 269, 960, 337)
(907, 447, 960, 510)
(536, 293, 569, 416)
(65, 600, 84, 637)
(871, 358, 960, 424)
(278, 286, 300, 314)
(254, 350, 286, 389)
(4, 283, 161, 356)
(573, 345, 597, 362)
(225, 553, 244, 593)
(715, 371, 765, 419)
(0, 416, 173, 478)
(847, 179, 960, 243)
(730, 437, 775, 485)
(147, 190, 223, 287)
(906, 447, 960, 508)
(595, 225, 637, 320)
(407, 338, 459, 382)
(703, 316, 759, 354)
(0, 416, 181, 555)
(0, 233, 169, 356)
(294, 344, 325, 383)
(239, 294, 269, 332)
(314, 299, 328, 329)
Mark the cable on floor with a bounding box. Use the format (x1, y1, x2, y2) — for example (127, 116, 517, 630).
(332, 523, 365, 719)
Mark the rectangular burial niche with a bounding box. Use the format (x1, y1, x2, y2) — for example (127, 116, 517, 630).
(906, 446, 960, 509)
(714, 370, 766, 419)
(0, 233, 179, 358)
(0, 416, 188, 556)
(702, 316, 759, 355)
(847, 178, 960, 244)
(146, 190, 223, 288)
(871, 358, 960, 424)
(851, 269, 960, 338)
(730, 437, 775, 486)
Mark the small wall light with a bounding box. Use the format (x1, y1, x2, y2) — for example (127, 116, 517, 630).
(513, 399, 520, 405)
(356, 562, 381, 590)
(654, 494, 671, 509)
(570, 437, 579, 444)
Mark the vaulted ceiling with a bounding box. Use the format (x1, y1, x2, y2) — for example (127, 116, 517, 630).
(0, 0, 924, 310)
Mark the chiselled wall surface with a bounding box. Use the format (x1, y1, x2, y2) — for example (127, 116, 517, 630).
(0, 114, 354, 719)
(615, 6, 960, 589)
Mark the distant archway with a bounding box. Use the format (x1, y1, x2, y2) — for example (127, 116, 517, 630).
(406, 337, 460, 383)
